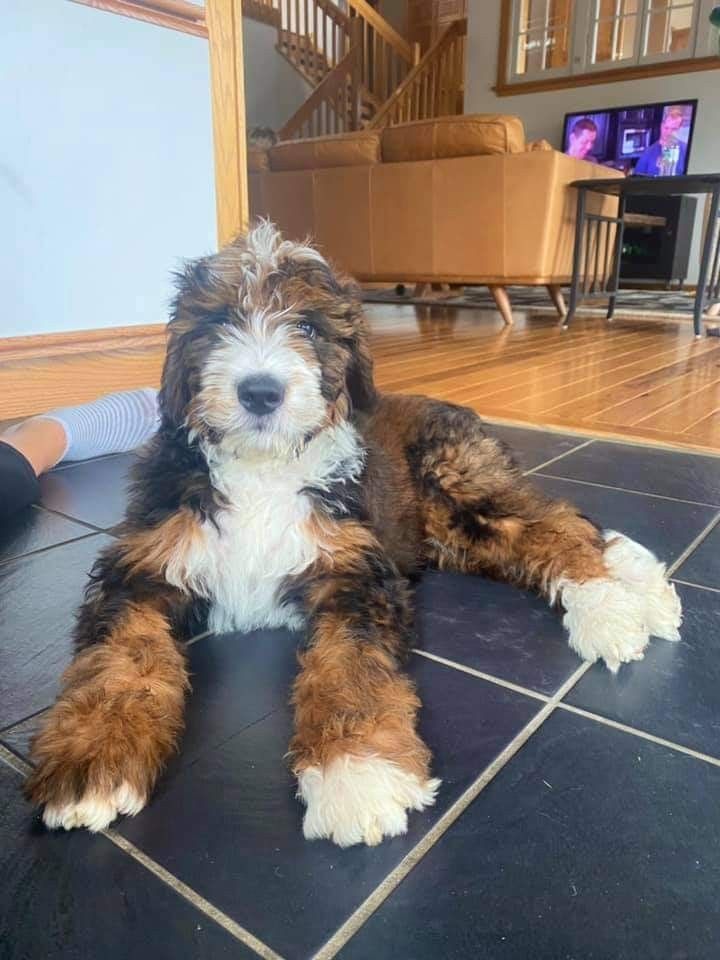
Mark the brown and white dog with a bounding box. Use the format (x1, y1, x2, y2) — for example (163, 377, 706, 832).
(26, 223, 681, 845)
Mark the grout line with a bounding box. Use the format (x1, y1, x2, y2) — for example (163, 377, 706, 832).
(105, 832, 286, 960)
(312, 661, 591, 960)
(533, 472, 720, 510)
(0, 529, 102, 569)
(415, 641, 720, 768)
(32, 503, 111, 534)
(0, 705, 49, 737)
(523, 439, 595, 476)
(0, 745, 285, 960)
(666, 511, 720, 577)
(671, 578, 720, 595)
(412, 649, 549, 703)
(555, 702, 720, 768)
(0, 742, 31, 777)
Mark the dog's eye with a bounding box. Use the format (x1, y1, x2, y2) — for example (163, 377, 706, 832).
(208, 309, 232, 326)
(296, 319, 317, 339)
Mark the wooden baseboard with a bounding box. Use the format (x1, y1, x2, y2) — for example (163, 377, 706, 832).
(0, 324, 167, 419)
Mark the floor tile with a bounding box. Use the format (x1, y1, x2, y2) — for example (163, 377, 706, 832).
(0, 760, 257, 960)
(541, 440, 720, 505)
(673, 522, 720, 590)
(565, 583, 720, 757)
(531, 474, 717, 565)
(117, 644, 541, 959)
(0, 713, 45, 760)
(339, 709, 720, 960)
(481, 423, 588, 472)
(415, 570, 578, 695)
(0, 534, 112, 730)
(0, 506, 93, 566)
(39, 452, 135, 529)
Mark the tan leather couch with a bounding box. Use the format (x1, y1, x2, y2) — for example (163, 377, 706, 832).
(248, 115, 621, 323)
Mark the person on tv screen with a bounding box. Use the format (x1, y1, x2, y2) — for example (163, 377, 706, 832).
(634, 106, 687, 176)
(566, 117, 598, 160)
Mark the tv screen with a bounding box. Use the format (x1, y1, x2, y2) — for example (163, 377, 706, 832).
(562, 100, 697, 177)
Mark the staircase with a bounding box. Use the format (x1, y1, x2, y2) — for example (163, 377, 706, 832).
(266, 0, 466, 141)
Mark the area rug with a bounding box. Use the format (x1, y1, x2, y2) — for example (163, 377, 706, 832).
(362, 285, 700, 321)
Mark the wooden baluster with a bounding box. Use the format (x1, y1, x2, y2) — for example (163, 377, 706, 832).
(364, 21, 369, 92)
(442, 50, 448, 114)
(428, 58, 435, 117)
(315, 2, 320, 77)
(323, 10, 328, 68)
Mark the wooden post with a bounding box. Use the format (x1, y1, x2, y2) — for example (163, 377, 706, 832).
(206, 0, 249, 247)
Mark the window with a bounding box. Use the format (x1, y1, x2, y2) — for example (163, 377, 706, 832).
(503, 0, 718, 87)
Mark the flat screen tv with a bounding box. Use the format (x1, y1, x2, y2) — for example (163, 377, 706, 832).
(562, 100, 698, 177)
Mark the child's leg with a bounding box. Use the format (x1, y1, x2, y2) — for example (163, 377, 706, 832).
(0, 388, 160, 521)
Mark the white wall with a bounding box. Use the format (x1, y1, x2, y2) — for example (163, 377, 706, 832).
(244, 18, 311, 131)
(464, 0, 720, 280)
(2, 0, 219, 338)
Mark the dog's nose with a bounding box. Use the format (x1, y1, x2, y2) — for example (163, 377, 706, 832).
(237, 375, 285, 416)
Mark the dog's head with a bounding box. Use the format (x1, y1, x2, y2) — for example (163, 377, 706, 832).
(160, 222, 376, 459)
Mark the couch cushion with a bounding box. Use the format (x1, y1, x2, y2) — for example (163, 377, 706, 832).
(381, 115, 526, 163)
(269, 131, 381, 171)
(247, 146, 270, 172)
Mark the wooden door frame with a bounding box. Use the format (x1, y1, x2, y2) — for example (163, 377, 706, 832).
(206, 0, 249, 246)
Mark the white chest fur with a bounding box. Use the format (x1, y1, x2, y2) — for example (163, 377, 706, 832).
(164, 423, 364, 633)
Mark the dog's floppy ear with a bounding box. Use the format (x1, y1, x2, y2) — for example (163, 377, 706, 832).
(159, 258, 234, 429)
(346, 321, 377, 412)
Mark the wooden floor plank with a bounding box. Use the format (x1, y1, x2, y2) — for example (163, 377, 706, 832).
(637, 380, 720, 432)
(369, 307, 720, 455)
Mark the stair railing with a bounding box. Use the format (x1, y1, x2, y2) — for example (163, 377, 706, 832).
(278, 39, 363, 140)
(369, 18, 466, 129)
(347, 0, 417, 105)
(277, 0, 352, 81)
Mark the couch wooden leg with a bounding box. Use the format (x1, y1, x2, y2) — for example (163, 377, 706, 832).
(488, 285, 514, 326)
(547, 284, 567, 318)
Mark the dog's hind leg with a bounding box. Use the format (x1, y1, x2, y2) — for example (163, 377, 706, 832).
(25, 535, 197, 831)
(411, 411, 681, 672)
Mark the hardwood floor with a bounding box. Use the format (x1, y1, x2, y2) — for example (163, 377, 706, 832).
(367, 304, 720, 455)
(4, 305, 720, 454)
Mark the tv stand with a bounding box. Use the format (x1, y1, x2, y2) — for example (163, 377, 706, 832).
(620, 195, 696, 287)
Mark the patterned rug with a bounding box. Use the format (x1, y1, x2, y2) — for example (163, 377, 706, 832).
(362, 285, 701, 321)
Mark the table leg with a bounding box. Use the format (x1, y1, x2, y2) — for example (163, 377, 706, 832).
(606, 194, 626, 322)
(564, 187, 586, 330)
(694, 186, 720, 338)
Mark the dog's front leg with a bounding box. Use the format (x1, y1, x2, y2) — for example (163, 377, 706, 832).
(290, 542, 440, 847)
(26, 543, 192, 832)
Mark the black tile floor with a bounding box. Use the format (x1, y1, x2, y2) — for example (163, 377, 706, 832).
(1, 424, 719, 960)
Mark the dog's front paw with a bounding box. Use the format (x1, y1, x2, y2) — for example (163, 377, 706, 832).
(40, 781, 146, 832)
(297, 755, 440, 847)
(25, 719, 149, 833)
(557, 531, 682, 672)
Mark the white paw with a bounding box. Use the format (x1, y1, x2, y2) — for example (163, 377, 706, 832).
(297, 755, 441, 847)
(555, 531, 682, 673)
(603, 531, 682, 643)
(43, 782, 146, 832)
